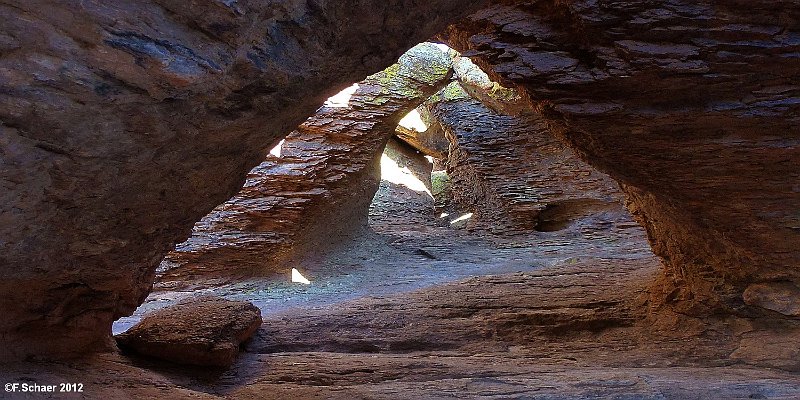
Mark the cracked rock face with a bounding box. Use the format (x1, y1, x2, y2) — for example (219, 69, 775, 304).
(157, 43, 453, 290)
(441, 0, 800, 314)
(0, 0, 484, 360)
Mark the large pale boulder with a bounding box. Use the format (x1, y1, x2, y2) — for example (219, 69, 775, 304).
(116, 296, 262, 367)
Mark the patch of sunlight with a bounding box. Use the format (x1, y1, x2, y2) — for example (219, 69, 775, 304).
(269, 139, 285, 157)
(398, 109, 428, 132)
(450, 213, 473, 224)
(324, 83, 359, 108)
(424, 155, 435, 164)
(381, 153, 432, 197)
(291, 268, 311, 285)
(432, 43, 453, 53)
(439, 212, 450, 219)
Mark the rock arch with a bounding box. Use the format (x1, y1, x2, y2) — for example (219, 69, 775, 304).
(0, 0, 485, 360)
(0, 0, 798, 361)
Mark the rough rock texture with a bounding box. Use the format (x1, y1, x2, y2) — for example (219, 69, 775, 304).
(0, 0, 485, 360)
(423, 80, 626, 234)
(4, 119, 796, 397)
(451, 55, 528, 116)
(156, 44, 452, 290)
(228, 257, 800, 397)
(116, 296, 261, 367)
(4, 256, 799, 398)
(2, 0, 799, 367)
(369, 137, 436, 231)
(441, 0, 800, 314)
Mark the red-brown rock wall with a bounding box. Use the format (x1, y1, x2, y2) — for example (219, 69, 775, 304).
(2, 0, 799, 362)
(442, 0, 800, 314)
(423, 81, 626, 234)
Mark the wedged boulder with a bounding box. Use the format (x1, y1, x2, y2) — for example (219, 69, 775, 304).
(157, 43, 453, 289)
(116, 296, 262, 367)
(393, 104, 452, 160)
(394, 124, 449, 160)
(442, 0, 800, 314)
(451, 55, 527, 117)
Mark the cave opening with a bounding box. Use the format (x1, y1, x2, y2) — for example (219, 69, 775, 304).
(4, 1, 800, 396)
(113, 41, 654, 348)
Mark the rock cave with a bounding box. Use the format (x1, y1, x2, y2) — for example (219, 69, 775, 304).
(1, 0, 799, 398)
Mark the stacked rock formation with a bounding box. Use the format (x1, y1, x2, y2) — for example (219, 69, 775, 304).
(421, 59, 626, 234)
(157, 44, 453, 289)
(1, 0, 798, 362)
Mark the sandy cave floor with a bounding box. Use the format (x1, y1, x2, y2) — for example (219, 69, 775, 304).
(2, 178, 799, 399)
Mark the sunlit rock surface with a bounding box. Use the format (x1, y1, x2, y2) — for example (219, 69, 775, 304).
(394, 113, 450, 159)
(157, 44, 453, 290)
(441, 0, 800, 314)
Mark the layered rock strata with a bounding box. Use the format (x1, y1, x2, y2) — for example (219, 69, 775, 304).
(368, 137, 437, 230)
(0, 0, 484, 360)
(422, 79, 626, 234)
(157, 44, 453, 289)
(441, 0, 800, 314)
(1, 0, 798, 363)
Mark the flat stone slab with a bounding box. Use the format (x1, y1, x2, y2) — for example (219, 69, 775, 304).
(116, 296, 262, 367)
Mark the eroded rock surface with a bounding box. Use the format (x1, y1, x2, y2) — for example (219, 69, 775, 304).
(423, 80, 626, 234)
(6, 254, 798, 398)
(157, 43, 453, 290)
(441, 0, 800, 314)
(2, 0, 799, 368)
(394, 124, 450, 160)
(0, 0, 484, 359)
(116, 296, 261, 367)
